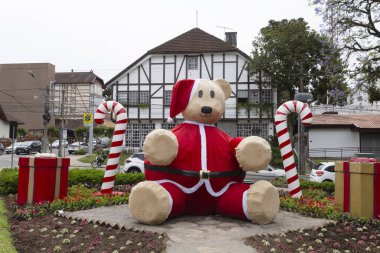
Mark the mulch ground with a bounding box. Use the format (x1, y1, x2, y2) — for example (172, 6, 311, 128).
(7, 202, 167, 253)
(245, 219, 380, 253)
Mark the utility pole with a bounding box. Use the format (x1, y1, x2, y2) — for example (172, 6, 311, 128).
(42, 86, 51, 152)
(28, 71, 50, 152)
(59, 89, 65, 157)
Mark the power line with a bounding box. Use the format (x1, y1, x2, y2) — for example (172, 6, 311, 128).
(0, 91, 41, 113)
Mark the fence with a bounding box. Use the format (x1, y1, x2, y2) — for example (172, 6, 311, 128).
(309, 147, 380, 159)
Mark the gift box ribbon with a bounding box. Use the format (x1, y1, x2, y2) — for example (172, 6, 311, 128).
(26, 157, 65, 204)
(375, 163, 380, 219)
(343, 161, 350, 213)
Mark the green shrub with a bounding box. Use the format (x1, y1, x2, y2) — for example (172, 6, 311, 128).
(68, 169, 104, 187)
(74, 148, 88, 155)
(0, 168, 145, 195)
(115, 173, 144, 185)
(0, 169, 18, 195)
(300, 180, 335, 195)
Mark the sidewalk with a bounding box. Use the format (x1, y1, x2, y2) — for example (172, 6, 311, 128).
(67, 154, 93, 168)
(62, 205, 334, 253)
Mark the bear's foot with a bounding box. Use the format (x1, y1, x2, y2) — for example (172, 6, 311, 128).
(129, 181, 172, 225)
(246, 180, 280, 225)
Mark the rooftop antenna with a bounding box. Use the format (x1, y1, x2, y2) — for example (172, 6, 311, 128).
(216, 25, 233, 33)
(196, 10, 198, 27)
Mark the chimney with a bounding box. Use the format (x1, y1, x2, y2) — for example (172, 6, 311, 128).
(225, 32, 237, 47)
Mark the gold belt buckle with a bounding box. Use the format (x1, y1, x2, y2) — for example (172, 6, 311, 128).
(199, 170, 210, 179)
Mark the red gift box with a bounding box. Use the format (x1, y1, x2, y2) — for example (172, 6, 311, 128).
(17, 157, 70, 205)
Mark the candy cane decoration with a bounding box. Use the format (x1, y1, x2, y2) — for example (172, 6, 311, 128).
(94, 101, 128, 194)
(274, 100, 313, 198)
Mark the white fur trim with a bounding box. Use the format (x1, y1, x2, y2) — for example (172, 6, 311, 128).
(183, 120, 215, 127)
(242, 190, 251, 220)
(205, 181, 237, 197)
(189, 79, 201, 103)
(199, 124, 207, 171)
(167, 117, 175, 124)
(155, 179, 205, 194)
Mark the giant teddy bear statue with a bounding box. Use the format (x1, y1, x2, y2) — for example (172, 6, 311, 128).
(128, 79, 280, 225)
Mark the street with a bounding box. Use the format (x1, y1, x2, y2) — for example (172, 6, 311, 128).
(0, 148, 73, 169)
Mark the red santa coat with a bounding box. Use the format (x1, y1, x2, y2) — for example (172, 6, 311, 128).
(145, 121, 245, 196)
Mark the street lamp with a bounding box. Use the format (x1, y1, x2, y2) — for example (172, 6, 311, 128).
(294, 92, 313, 175)
(28, 71, 51, 153)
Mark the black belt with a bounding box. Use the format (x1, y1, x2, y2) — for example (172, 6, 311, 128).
(144, 164, 246, 180)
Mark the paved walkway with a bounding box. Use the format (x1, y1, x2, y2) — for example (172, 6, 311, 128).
(63, 205, 333, 253)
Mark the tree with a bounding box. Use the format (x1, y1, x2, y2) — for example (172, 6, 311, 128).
(102, 87, 112, 101)
(17, 127, 27, 138)
(249, 18, 348, 104)
(310, 0, 380, 82)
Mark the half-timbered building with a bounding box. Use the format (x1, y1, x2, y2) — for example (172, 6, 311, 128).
(106, 28, 276, 148)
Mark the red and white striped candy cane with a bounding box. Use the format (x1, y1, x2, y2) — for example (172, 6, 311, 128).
(274, 100, 313, 198)
(94, 101, 128, 194)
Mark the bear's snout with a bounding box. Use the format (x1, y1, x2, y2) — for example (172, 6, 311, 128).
(201, 106, 212, 114)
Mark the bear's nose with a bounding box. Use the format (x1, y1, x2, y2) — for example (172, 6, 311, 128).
(201, 106, 212, 114)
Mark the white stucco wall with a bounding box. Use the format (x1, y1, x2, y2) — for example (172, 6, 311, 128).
(0, 120, 9, 138)
(308, 128, 360, 158)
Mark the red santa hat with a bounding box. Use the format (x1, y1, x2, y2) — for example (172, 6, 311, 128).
(167, 79, 200, 123)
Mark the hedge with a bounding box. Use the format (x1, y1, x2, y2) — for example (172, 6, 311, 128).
(300, 180, 335, 195)
(0, 168, 145, 195)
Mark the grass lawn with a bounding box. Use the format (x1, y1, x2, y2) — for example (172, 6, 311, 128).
(0, 198, 17, 253)
(78, 153, 131, 165)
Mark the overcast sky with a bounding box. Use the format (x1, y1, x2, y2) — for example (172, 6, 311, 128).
(1, 0, 322, 83)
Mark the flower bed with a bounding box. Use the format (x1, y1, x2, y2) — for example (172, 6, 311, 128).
(246, 181, 380, 252)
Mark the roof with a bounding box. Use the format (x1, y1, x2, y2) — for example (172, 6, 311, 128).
(148, 28, 248, 56)
(106, 28, 250, 87)
(55, 72, 104, 87)
(0, 104, 24, 124)
(310, 114, 380, 130)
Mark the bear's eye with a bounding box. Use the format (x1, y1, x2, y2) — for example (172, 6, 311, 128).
(198, 90, 203, 98)
(210, 90, 215, 98)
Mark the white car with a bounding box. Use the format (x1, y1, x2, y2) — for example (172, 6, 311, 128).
(123, 152, 144, 173)
(310, 162, 335, 183)
(68, 142, 88, 154)
(244, 165, 286, 183)
(51, 140, 68, 149)
(5, 142, 22, 154)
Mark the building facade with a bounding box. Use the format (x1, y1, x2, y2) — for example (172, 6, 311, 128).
(52, 71, 104, 129)
(106, 28, 276, 148)
(0, 63, 55, 131)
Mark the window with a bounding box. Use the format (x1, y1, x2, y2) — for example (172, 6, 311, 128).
(118, 92, 128, 104)
(237, 90, 271, 104)
(261, 90, 271, 103)
(325, 166, 335, 173)
(125, 123, 155, 147)
(139, 91, 149, 104)
(187, 56, 198, 70)
(237, 90, 248, 104)
(237, 123, 268, 139)
(161, 123, 176, 130)
(164, 90, 172, 106)
(129, 91, 139, 105)
(122, 91, 150, 106)
(249, 91, 260, 104)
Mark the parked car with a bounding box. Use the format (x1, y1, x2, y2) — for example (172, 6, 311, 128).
(123, 152, 144, 173)
(97, 137, 110, 148)
(68, 142, 88, 154)
(5, 142, 22, 154)
(15, 141, 42, 155)
(309, 162, 335, 183)
(51, 140, 69, 149)
(244, 165, 285, 183)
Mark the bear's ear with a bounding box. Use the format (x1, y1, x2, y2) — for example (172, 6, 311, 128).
(214, 79, 231, 100)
